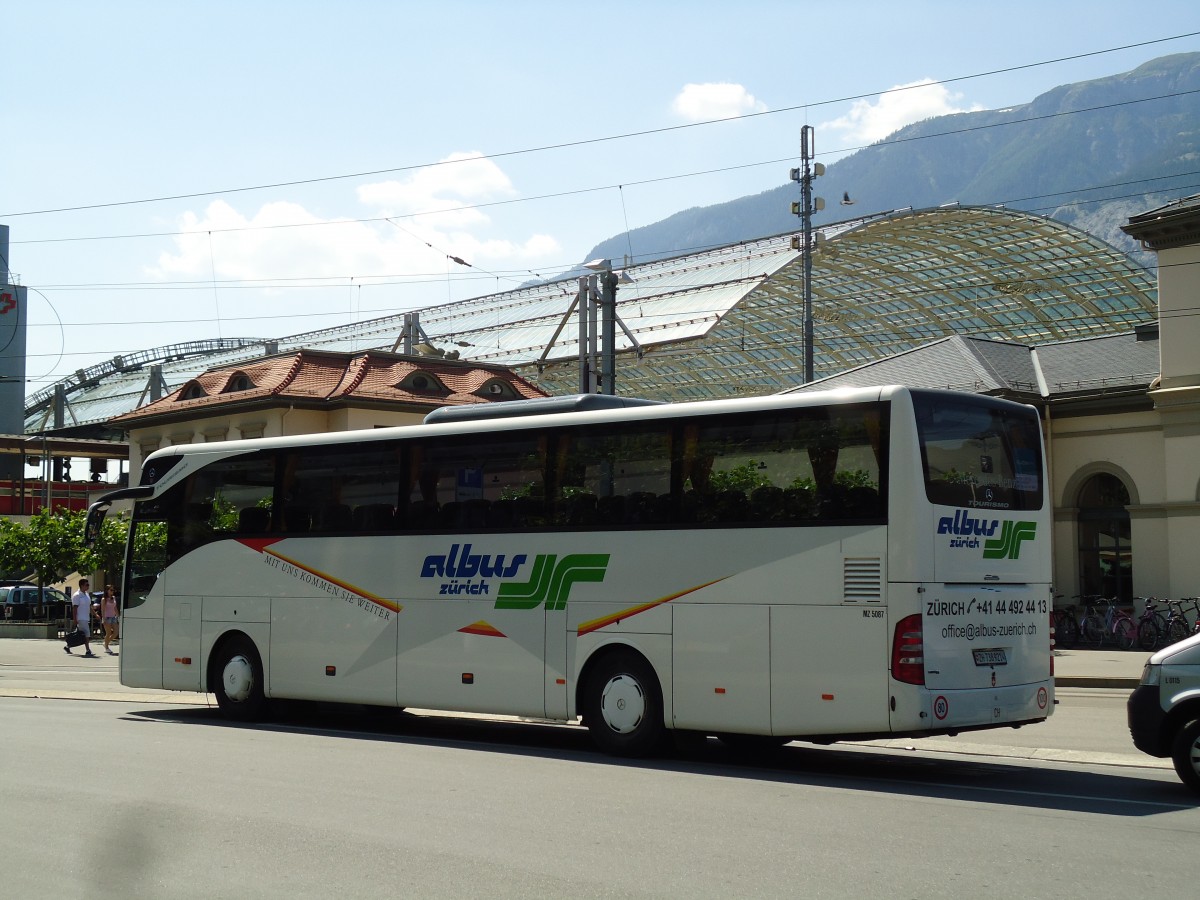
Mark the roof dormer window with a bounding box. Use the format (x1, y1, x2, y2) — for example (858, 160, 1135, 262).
(477, 379, 516, 400)
(179, 381, 207, 401)
(399, 371, 449, 395)
(223, 372, 255, 393)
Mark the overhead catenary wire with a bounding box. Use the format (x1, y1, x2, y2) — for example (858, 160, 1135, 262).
(16, 172, 1195, 318)
(10, 33, 1200, 392)
(15, 166, 1200, 299)
(3, 30, 1197, 220)
(11, 88, 1200, 254)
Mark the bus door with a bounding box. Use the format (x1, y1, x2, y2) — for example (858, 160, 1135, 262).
(545, 601, 569, 720)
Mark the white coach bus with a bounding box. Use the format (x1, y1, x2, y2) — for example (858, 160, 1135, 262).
(87, 386, 1053, 756)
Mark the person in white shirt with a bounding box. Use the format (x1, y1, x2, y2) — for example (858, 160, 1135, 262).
(66, 579, 96, 658)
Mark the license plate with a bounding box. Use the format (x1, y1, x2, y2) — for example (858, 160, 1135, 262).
(972, 648, 1007, 666)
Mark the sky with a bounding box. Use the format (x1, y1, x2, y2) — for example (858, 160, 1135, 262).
(4, 1, 1200, 399)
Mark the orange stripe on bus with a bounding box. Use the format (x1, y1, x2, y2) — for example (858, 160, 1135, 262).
(458, 621, 506, 637)
(250, 544, 404, 614)
(576, 578, 728, 636)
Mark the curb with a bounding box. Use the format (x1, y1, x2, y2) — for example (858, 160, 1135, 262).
(1055, 677, 1139, 690)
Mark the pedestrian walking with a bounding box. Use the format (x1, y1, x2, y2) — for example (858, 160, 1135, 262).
(66, 579, 96, 658)
(101, 584, 119, 654)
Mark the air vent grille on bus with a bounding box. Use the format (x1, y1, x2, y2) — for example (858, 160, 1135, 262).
(844, 557, 882, 602)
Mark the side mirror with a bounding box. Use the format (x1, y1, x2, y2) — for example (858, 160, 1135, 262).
(84, 501, 110, 546)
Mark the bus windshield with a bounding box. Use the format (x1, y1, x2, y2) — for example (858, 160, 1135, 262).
(913, 391, 1043, 511)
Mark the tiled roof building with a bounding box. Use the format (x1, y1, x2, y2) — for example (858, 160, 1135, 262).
(111, 349, 543, 428)
(112, 350, 548, 479)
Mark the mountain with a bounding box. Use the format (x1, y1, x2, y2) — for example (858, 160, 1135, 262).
(583, 53, 1200, 265)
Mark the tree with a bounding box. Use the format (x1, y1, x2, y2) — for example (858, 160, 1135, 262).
(0, 516, 35, 580)
(0, 509, 95, 587)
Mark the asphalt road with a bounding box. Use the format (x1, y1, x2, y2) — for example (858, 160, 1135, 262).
(1, 635, 1196, 899)
(2, 693, 1196, 899)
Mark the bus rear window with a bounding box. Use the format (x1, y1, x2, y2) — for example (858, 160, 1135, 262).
(913, 392, 1043, 511)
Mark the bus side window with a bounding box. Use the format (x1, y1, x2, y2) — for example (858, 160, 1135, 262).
(560, 423, 671, 527)
(283, 504, 312, 532)
(317, 503, 354, 531)
(412, 433, 547, 531)
(180, 502, 214, 549)
(353, 504, 395, 531)
(405, 499, 439, 529)
(685, 405, 885, 526)
(238, 507, 271, 533)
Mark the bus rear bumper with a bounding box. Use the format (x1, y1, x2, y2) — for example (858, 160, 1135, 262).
(917, 680, 1054, 732)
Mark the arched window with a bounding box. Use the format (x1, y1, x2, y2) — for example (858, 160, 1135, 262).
(222, 372, 254, 393)
(1077, 473, 1132, 601)
(476, 378, 517, 400)
(398, 371, 449, 396)
(179, 381, 207, 401)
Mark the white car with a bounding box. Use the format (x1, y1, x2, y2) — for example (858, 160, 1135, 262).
(1127, 630, 1200, 793)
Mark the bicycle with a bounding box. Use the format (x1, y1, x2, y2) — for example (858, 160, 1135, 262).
(1177, 598, 1200, 636)
(1134, 597, 1162, 651)
(1050, 594, 1079, 648)
(1075, 595, 1107, 648)
(1162, 599, 1193, 646)
(1098, 597, 1139, 651)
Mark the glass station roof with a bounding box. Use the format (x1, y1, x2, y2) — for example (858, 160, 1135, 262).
(26, 204, 1159, 431)
(530, 205, 1157, 400)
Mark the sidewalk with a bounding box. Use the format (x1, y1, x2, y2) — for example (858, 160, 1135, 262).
(1052, 646, 1146, 689)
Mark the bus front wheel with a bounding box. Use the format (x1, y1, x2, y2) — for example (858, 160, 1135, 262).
(212, 636, 267, 722)
(583, 650, 666, 757)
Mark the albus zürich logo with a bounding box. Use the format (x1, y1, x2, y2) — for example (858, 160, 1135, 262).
(938, 510, 1036, 559)
(421, 543, 609, 607)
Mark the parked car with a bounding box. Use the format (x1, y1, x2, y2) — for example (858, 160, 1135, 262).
(1, 584, 70, 621)
(1127, 631, 1200, 793)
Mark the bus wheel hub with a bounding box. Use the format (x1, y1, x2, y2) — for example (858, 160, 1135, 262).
(600, 674, 645, 734)
(223, 655, 255, 702)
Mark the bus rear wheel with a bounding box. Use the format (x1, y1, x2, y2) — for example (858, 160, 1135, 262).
(583, 650, 666, 757)
(212, 636, 267, 722)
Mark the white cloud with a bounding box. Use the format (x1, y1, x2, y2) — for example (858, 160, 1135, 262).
(821, 79, 984, 145)
(356, 151, 516, 229)
(149, 199, 424, 281)
(149, 154, 560, 290)
(672, 83, 767, 122)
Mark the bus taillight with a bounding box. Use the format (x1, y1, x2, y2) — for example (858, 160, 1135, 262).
(891, 614, 925, 685)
